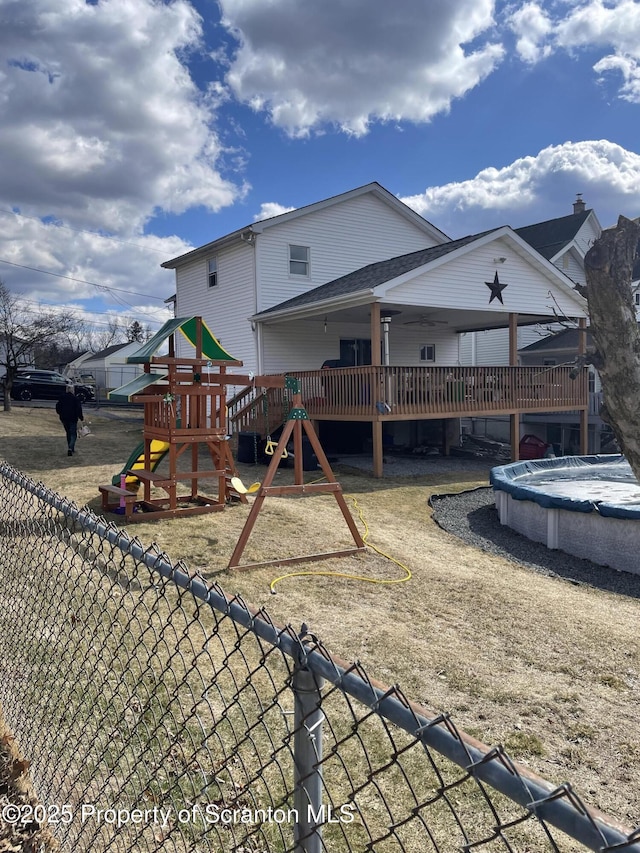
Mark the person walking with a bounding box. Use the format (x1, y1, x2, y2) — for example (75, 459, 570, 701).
(55, 386, 84, 456)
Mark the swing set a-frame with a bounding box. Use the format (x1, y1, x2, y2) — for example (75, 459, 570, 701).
(100, 317, 365, 571)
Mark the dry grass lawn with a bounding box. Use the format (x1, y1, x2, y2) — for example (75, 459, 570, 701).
(1, 405, 639, 834)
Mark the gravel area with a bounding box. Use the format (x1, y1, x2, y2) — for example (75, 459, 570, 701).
(431, 486, 640, 599)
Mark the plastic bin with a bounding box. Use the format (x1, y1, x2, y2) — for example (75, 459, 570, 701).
(519, 434, 550, 460)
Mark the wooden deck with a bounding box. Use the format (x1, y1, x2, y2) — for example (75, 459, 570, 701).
(229, 365, 587, 432)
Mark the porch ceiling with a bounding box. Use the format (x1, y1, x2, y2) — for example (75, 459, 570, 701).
(258, 302, 567, 332)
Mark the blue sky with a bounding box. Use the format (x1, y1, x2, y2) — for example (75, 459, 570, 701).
(1, 0, 639, 344)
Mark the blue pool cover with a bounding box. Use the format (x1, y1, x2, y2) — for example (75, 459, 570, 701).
(490, 454, 640, 519)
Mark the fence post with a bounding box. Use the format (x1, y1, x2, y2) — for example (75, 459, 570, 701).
(292, 661, 324, 853)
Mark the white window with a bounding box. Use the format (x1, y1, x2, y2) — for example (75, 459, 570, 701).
(207, 258, 218, 288)
(634, 291, 640, 306)
(420, 344, 436, 363)
(289, 245, 309, 276)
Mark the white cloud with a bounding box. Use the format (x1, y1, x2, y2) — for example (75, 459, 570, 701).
(594, 54, 640, 102)
(219, 0, 504, 137)
(253, 202, 296, 221)
(400, 140, 640, 236)
(0, 209, 186, 329)
(508, 2, 553, 63)
(0, 0, 244, 235)
(509, 0, 640, 102)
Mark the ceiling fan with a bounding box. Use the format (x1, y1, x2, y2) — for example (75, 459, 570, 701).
(403, 314, 448, 327)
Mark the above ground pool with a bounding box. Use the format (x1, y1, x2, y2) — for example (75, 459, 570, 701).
(491, 455, 640, 575)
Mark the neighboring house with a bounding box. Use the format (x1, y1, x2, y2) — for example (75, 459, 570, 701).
(518, 328, 611, 454)
(162, 182, 590, 475)
(63, 350, 95, 381)
(0, 334, 33, 372)
(80, 342, 146, 391)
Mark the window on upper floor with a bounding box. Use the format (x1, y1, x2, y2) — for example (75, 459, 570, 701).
(207, 257, 218, 288)
(289, 245, 310, 277)
(634, 291, 640, 306)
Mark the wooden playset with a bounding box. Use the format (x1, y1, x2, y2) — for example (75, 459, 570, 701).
(98, 317, 365, 570)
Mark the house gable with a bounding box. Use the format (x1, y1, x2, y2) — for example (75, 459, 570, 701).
(162, 182, 448, 271)
(381, 229, 586, 323)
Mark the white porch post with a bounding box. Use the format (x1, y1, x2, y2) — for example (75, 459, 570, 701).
(370, 303, 383, 478)
(509, 313, 519, 461)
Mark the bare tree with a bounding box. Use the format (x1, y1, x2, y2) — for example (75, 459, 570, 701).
(0, 281, 82, 412)
(83, 317, 128, 353)
(579, 216, 640, 479)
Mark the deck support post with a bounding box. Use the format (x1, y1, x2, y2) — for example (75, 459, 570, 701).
(372, 421, 384, 478)
(510, 414, 519, 461)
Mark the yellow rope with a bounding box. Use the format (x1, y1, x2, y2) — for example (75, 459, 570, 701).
(269, 488, 412, 594)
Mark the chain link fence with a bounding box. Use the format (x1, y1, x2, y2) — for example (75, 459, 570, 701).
(0, 461, 638, 853)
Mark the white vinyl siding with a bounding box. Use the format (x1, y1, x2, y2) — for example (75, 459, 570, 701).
(553, 250, 585, 286)
(256, 194, 440, 313)
(261, 320, 458, 374)
(384, 240, 583, 318)
(175, 241, 258, 372)
(459, 326, 556, 366)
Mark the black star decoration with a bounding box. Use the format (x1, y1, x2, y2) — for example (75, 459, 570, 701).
(485, 271, 508, 304)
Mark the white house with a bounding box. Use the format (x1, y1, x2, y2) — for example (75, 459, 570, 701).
(80, 342, 146, 392)
(162, 183, 449, 374)
(162, 182, 590, 475)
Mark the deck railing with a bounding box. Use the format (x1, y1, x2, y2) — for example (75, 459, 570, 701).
(288, 364, 588, 419)
(226, 366, 587, 436)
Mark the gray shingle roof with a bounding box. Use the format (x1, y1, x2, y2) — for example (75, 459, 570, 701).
(515, 210, 591, 260)
(87, 342, 132, 360)
(255, 230, 496, 317)
(519, 328, 593, 353)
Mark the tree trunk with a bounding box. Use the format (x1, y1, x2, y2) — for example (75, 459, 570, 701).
(2, 378, 11, 413)
(584, 215, 640, 479)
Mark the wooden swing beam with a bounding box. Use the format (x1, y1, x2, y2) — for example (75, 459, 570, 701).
(228, 384, 366, 572)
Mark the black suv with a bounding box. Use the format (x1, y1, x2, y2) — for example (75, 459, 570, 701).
(10, 370, 95, 403)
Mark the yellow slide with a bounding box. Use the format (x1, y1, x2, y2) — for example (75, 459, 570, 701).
(112, 439, 170, 487)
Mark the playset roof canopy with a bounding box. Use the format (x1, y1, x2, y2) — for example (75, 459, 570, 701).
(126, 317, 241, 365)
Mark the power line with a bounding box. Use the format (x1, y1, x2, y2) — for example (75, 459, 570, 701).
(12, 296, 166, 329)
(0, 208, 174, 255)
(0, 258, 169, 301)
